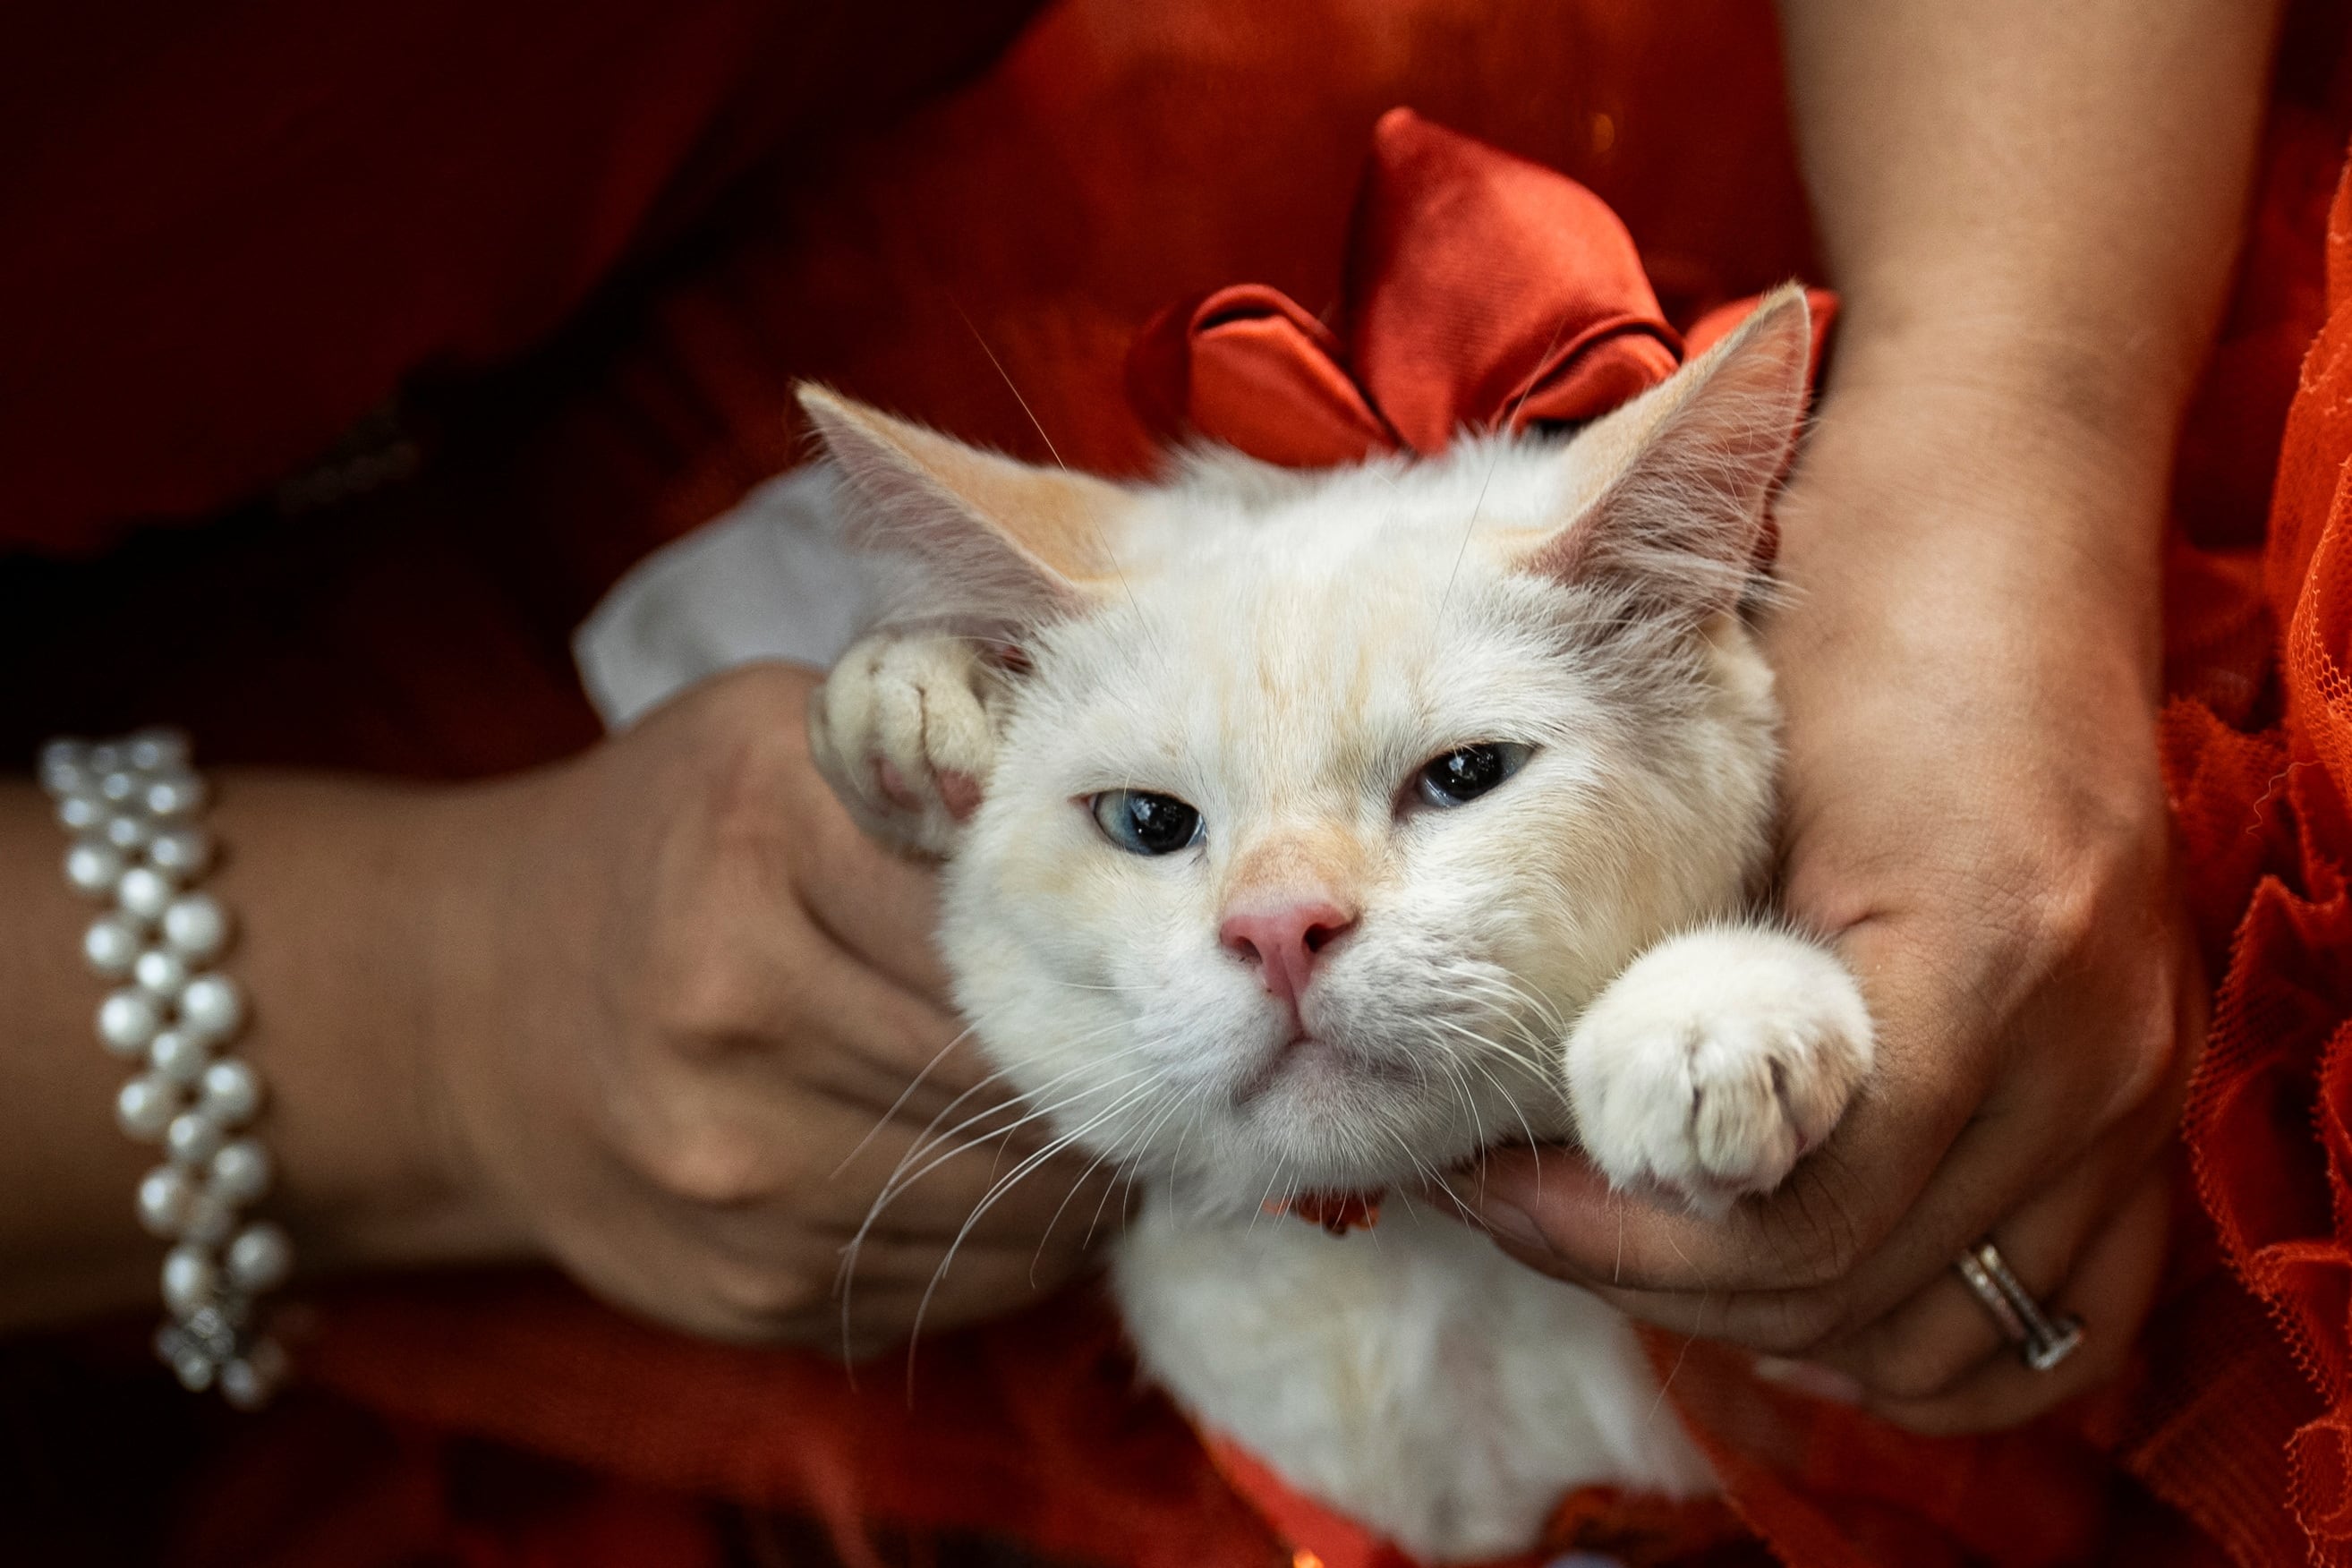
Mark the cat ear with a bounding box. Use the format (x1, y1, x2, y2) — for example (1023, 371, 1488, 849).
(1514, 285, 1811, 618)
(797, 384, 1129, 625)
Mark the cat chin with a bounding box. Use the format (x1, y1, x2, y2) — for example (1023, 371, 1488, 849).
(1225, 1028, 1419, 1107)
(1139, 1109, 1503, 1217)
(1086, 1027, 1573, 1214)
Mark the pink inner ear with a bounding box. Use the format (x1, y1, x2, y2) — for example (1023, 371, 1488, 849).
(1522, 519, 1591, 584)
(980, 643, 1032, 675)
(1515, 291, 1812, 597)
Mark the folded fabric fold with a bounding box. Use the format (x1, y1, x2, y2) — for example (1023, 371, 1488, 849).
(1127, 108, 1831, 475)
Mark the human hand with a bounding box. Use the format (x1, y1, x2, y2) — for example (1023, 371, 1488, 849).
(1451, 366, 2197, 1434)
(419, 663, 1104, 1355)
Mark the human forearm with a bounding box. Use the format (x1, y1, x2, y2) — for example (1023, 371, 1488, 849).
(0, 668, 1101, 1351)
(1520, 0, 2280, 1430)
(0, 774, 521, 1334)
(1779, 0, 2283, 456)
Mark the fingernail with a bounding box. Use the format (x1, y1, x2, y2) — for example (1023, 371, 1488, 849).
(1477, 1198, 1547, 1251)
(1751, 1357, 1863, 1405)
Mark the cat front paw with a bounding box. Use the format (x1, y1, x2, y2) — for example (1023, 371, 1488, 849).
(809, 631, 998, 856)
(1562, 927, 1871, 1212)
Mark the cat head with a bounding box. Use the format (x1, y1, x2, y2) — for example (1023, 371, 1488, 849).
(805, 287, 1811, 1214)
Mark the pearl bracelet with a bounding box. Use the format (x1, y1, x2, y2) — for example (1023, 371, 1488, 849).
(38, 730, 292, 1409)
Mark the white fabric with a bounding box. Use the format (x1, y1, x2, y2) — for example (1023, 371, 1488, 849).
(571, 465, 873, 729)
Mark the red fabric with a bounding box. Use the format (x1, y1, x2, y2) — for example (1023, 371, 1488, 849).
(1127, 109, 1834, 471)
(7, 1, 2352, 1564)
(1204, 1432, 1755, 1568)
(2166, 100, 2352, 1565)
(0, 0, 1050, 558)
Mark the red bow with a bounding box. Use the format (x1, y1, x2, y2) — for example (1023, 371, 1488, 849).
(1126, 107, 1833, 468)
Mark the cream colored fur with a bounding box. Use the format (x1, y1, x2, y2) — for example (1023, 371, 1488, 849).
(805, 290, 1872, 1563)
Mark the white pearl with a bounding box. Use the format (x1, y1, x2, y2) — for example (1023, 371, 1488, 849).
(199, 1057, 262, 1126)
(115, 1074, 183, 1139)
(126, 728, 189, 772)
(98, 768, 141, 804)
(178, 972, 244, 1041)
(97, 988, 163, 1054)
(161, 892, 230, 962)
(146, 825, 214, 878)
(219, 1338, 287, 1410)
(135, 1164, 195, 1237)
(39, 738, 89, 791)
(226, 1222, 294, 1293)
(209, 1138, 273, 1206)
(143, 772, 206, 818)
(149, 1027, 212, 1085)
(179, 1190, 236, 1247)
(64, 839, 124, 896)
(161, 1244, 218, 1315)
(168, 1347, 217, 1393)
(117, 864, 175, 921)
(165, 1109, 226, 1167)
(102, 811, 155, 853)
(55, 793, 107, 833)
(82, 914, 142, 978)
(133, 946, 190, 1001)
(42, 762, 91, 799)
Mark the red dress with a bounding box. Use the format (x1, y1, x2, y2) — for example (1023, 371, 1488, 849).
(3, 2, 2348, 1563)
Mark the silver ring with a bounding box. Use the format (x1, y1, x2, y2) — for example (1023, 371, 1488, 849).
(1955, 1240, 2084, 1372)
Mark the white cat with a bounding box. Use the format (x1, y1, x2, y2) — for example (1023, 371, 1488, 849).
(804, 286, 1871, 1564)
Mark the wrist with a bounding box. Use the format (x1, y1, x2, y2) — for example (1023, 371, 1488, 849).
(205, 775, 533, 1279)
(1821, 301, 2195, 504)
(1773, 359, 2170, 704)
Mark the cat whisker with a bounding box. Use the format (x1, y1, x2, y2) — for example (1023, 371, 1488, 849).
(949, 303, 1174, 671)
(1247, 1153, 1293, 1236)
(906, 1076, 1173, 1372)
(839, 1051, 1157, 1328)
(1438, 305, 1580, 618)
(867, 1057, 1088, 1215)
(829, 1024, 986, 1182)
(1458, 1051, 1543, 1159)
(1031, 1141, 1126, 1288)
(1035, 1075, 1199, 1275)
(1426, 1048, 1492, 1159)
(868, 1056, 1155, 1223)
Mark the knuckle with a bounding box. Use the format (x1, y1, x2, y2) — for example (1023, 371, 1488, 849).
(2027, 857, 2109, 961)
(703, 734, 805, 842)
(652, 947, 774, 1044)
(1863, 1343, 1971, 1402)
(1767, 1165, 1887, 1285)
(1799, 1231, 1864, 1287)
(1757, 1197, 1869, 1289)
(645, 1133, 780, 1210)
(705, 1263, 826, 1333)
(1753, 1293, 1844, 1357)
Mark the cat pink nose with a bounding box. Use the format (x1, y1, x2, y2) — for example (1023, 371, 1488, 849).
(1219, 902, 1359, 1010)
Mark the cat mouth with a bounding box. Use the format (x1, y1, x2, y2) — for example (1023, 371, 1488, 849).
(1231, 1031, 1412, 1107)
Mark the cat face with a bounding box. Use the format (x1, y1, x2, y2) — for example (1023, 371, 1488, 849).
(807, 288, 1811, 1214)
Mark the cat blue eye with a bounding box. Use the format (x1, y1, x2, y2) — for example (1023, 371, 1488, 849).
(1091, 789, 1205, 856)
(1416, 743, 1532, 808)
